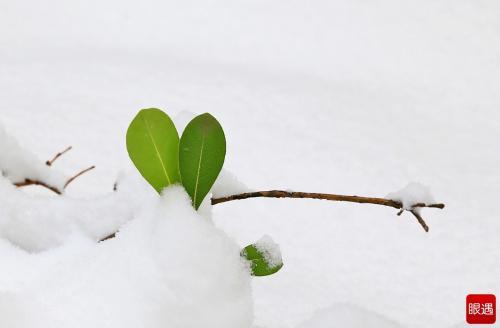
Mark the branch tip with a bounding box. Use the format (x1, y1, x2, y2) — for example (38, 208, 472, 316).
(46, 146, 72, 166)
(409, 210, 429, 232)
(64, 165, 96, 189)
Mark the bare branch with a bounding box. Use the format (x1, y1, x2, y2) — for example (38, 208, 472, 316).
(46, 146, 72, 166)
(409, 210, 429, 232)
(14, 166, 96, 195)
(64, 166, 96, 189)
(211, 190, 444, 232)
(412, 203, 445, 209)
(14, 179, 62, 195)
(100, 232, 116, 242)
(211, 190, 444, 209)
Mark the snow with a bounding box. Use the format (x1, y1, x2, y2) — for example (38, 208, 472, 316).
(386, 182, 436, 210)
(0, 171, 154, 252)
(1, 0, 500, 327)
(212, 169, 251, 198)
(296, 304, 403, 328)
(254, 235, 283, 269)
(0, 186, 253, 328)
(0, 124, 67, 190)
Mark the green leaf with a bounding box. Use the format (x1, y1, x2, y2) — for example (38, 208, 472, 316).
(126, 108, 180, 193)
(179, 113, 226, 209)
(241, 237, 283, 277)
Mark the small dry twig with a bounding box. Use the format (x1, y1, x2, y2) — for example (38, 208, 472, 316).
(46, 146, 72, 166)
(64, 166, 95, 189)
(14, 147, 95, 194)
(14, 179, 63, 195)
(14, 166, 95, 194)
(409, 209, 429, 232)
(100, 233, 116, 242)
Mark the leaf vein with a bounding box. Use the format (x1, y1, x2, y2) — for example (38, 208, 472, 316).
(143, 116, 171, 185)
(193, 136, 205, 206)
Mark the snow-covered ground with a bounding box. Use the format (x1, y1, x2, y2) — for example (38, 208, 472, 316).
(1, 0, 499, 327)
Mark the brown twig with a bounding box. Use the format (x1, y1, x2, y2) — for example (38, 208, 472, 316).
(14, 179, 63, 195)
(15, 166, 95, 194)
(15, 159, 96, 195)
(46, 146, 72, 166)
(100, 232, 116, 242)
(14, 146, 96, 194)
(211, 190, 444, 232)
(409, 210, 429, 232)
(63, 166, 96, 189)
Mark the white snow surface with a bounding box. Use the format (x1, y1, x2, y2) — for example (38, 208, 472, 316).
(212, 169, 250, 198)
(0, 186, 253, 328)
(386, 182, 436, 210)
(296, 303, 403, 328)
(0, 172, 153, 252)
(0, 124, 67, 190)
(1, 0, 500, 327)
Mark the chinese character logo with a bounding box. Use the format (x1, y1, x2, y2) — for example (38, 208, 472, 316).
(467, 294, 496, 324)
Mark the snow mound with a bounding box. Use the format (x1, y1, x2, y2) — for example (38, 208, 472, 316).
(386, 182, 436, 210)
(0, 124, 67, 190)
(0, 186, 253, 328)
(296, 303, 403, 328)
(0, 173, 152, 252)
(212, 169, 250, 198)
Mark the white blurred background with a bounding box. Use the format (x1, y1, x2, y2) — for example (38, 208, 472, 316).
(1, 1, 499, 327)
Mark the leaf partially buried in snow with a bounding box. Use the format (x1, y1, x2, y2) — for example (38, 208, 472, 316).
(126, 108, 181, 193)
(242, 235, 283, 276)
(179, 113, 226, 209)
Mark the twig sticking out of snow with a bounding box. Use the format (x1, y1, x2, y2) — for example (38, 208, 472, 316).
(409, 210, 429, 232)
(45, 146, 72, 166)
(63, 166, 96, 189)
(14, 178, 63, 195)
(211, 190, 444, 232)
(14, 147, 95, 194)
(15, 166, 96, 194)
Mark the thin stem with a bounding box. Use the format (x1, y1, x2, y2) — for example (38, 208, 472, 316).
(46, 146, 72, 166)
(14, 179, 62, 195)
(15, 166, 96, 194)
(64, 166, 96, 189)
(211, 190, 444, 232)
(212, 190, 444, 209)
(410, 210, 429, 232)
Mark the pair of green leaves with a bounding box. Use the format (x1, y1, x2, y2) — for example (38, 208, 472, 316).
(126, 108, 282, 277)
(126, 108, 225, 209)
